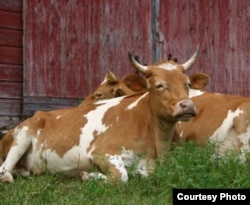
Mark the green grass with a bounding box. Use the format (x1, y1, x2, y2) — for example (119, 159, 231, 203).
(0, 142, 249, 205)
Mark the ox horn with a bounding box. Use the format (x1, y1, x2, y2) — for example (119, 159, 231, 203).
(106, 70, 118, 84)
(182, 45, 200, 71)
(128, 52, 148, 73)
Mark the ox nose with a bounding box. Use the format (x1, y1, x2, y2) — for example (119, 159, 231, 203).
(175, 99, 196, 121)
(179, 100, 194, 109)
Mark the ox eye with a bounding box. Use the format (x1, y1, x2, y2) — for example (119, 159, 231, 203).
(155, 82, 166, 91)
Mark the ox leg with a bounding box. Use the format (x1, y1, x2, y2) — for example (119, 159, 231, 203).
(84, 152, 129, 183)
(0, 126, 32, 183)
(79, 171, 107, 181)
(238, 132, 250, 163)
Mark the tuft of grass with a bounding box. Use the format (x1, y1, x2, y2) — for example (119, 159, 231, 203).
(0, 142, 249, 205)
(150, 142, 250, 189)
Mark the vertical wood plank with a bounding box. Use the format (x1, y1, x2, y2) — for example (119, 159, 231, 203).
(155, 0, 250, 96)
(0, 0, 23, 128)
(23, 0, 152, 99)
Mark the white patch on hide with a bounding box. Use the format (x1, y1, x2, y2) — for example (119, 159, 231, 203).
(108, 154, 128, 182)
(189, 88, 205, 98)
(30, 97, 125, 176)
(126, 92, 148, 110)
(80, 97, 124, 163)
(106, 147, 151, 182)
(121, 147, 151, 177)
(210, 108, 243, 143)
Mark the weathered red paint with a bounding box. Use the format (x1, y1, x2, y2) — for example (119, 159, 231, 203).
(155, 0, 250, 96)
(0, 0, 22, 128)
(1, 0, 250, 129)
(23, 0, 250, 101)
(23, 0, 152, 99)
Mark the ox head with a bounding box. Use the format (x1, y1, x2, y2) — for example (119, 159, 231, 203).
(128, 47, 199, 122)
(91, 71, 147, 101)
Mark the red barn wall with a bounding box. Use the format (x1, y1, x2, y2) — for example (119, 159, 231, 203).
(0, 0, 23, 128)
(23, 0, 152, 116)
(0, 0, 248, 124)
(154, 0, 250, 96)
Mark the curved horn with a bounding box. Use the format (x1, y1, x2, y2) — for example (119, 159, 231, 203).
(128, 52, 148, 73)
(106, 70, 118, 84)
(182, 45, 200, 71)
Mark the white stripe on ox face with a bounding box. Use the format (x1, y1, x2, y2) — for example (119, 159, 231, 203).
(158, 63, 178, 70)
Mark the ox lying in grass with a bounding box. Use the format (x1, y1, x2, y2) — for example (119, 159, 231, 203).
(0, 71, 147, 165)
(174, 73, 250, 161)
(0, 48, 199, 183)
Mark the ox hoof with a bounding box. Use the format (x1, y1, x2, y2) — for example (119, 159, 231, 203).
(79, 171, 107, 181)
(0, 171, 14, 183)
(13, 168, 30, 177)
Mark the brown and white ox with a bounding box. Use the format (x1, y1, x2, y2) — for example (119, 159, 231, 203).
(0, 71, 147, 164)
(0, 48, 199, 183)
(175, 73, 250, 161)
(152, 57, 250, 160)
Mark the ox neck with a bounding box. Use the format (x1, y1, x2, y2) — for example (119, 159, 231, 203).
(142, 93, 177, 157)
(125, 93, 177, 158)
(146, 113, 175, 157)
(154, 117, 176, 156)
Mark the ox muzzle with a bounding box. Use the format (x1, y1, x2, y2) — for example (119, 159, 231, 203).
(174, 99, 196, 121)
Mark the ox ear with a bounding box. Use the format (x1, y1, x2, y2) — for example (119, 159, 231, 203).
(114, 89, 126, 97)
(123, 74, 147, 91)
(190, 73, 210, 89)
(106, 70, 118, 84)
(182, 45, 200, 71)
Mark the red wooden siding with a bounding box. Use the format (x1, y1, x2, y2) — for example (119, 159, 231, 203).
(23, 0, 152, 115)
(0, 0, 23, 128)
(0, 0, 248, 126)
(154, 0, 250, 96)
